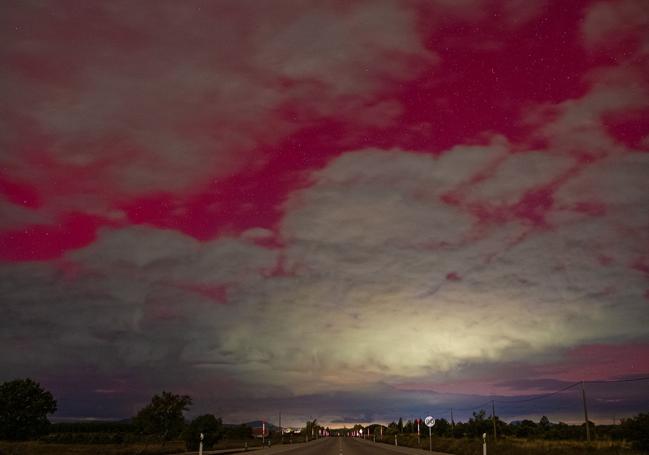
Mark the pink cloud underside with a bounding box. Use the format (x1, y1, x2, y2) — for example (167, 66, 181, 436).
(537, 343, 649, 382)
(0, 213, 104, 261)
(0, 0, 647, 264)
(392, 343, 649, 396)
(0, 173, 41, 208)
(603, 108, 649, 149)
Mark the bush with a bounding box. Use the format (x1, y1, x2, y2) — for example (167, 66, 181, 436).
(619, 413, 649, 452)
(183, 415, 224, 451)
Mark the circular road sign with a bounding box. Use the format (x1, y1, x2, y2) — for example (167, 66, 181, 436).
(424, 416, 436, 427)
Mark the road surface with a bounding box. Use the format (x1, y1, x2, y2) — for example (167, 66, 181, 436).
(238, 437, 452, 455)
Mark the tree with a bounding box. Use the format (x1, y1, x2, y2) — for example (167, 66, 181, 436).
(0, 378, 57, 440)
(133, 391, 192, 444)
(512, 419, 537, 438)
(619, 413, 649, 452)
(305, 419, 318, 440)
(398, 417, 403, 433)
(183, 414, 223, 450)
(432, 418, 451, 437)
(465, 410, 492, 438)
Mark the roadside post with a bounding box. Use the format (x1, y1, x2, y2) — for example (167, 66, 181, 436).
(483, 432, 487, 455)
(394, 434, 398, 446)
(424, 416, 435, 452)
(199, 432, 204, 455)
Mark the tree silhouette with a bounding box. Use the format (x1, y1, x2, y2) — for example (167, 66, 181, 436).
(183, 414, 223, 450)
(133, 391, 192, 445)
(0, 378, 57, 440)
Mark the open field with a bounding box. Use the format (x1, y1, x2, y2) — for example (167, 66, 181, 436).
(0, 439, 266, 455)
(376, 435, 646, 455)
(0, 440, 186, 455)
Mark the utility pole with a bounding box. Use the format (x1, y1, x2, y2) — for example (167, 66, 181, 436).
(279, 412, 282, 444)
(491, 400, 497, 442)
(581, 381, 591, 442)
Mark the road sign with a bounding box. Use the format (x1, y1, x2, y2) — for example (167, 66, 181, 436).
(425, 416, 435, 452)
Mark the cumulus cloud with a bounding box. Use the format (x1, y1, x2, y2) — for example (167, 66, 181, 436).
(1, 0, 434, 219)
(273, 148, 648, 388)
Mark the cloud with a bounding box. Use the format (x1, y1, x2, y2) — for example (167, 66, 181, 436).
(0, 228, 277, 377)
(1, 0, 435, 220)
(494, 378, 578, 392)
(581, 0, 649, 54)
(0, 200, 49, 230)
(186, 146, 649, 387)
(3, 127, 649, 413)
(1, 0, 648, 424)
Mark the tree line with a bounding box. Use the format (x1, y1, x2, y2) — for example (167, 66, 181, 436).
(1, 378, 647, 451)
(364, 410, 649, 451)
(0, 378, 244, 450)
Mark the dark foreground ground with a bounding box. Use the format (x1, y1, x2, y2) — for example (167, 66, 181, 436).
(0, 436, 645, 455)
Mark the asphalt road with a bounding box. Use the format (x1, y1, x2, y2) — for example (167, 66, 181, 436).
(251, 437, 452, 455)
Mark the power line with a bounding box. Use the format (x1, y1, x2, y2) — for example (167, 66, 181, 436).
(496, 381, 581, 404)
(584, 376, 649, 384)
(454, 399, 494, 412)
(396, 376, 649, 424)
(447, 375, 649, 413)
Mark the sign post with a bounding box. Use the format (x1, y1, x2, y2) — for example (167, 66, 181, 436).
(424, 416, 435, 452)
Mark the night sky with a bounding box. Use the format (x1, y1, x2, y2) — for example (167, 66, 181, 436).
(1, 0, 648, 427)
